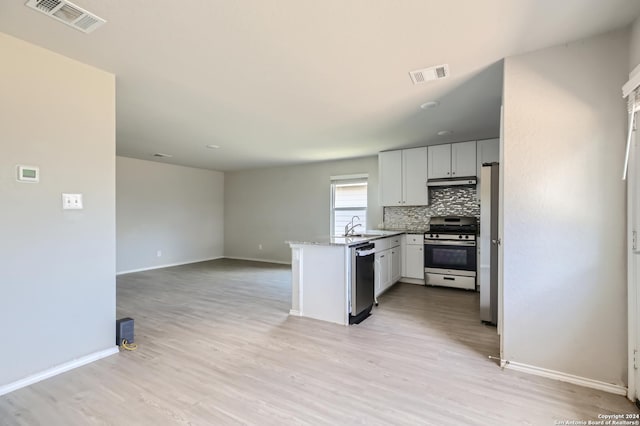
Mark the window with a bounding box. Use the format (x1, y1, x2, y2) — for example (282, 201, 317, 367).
(331, 176, 367, 236)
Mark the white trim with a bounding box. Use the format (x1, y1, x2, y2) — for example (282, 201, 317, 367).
(0, 347, 119, 396)
(330, 173, 368, 181)
(289, 309, 301, 316)
(628, 128, 638, 402)
(398, 277, 425, 285)
(224, 256, 291, 265)
(504, 361, 627, 396)
(116, 256, 224, 275)
(623, 63, 640, 98)
(624, 102, 636, 180)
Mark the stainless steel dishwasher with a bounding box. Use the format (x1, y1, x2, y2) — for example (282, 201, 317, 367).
(349, 242, 376, 324)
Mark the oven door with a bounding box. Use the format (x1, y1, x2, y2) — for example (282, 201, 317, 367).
(424, 240, 477, 272)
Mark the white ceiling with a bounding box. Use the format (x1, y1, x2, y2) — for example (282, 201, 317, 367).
(1, 1, 639, 171)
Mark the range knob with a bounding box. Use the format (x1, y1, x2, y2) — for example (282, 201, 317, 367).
(465, 235, 469, 239)
(459, 235, 462, 239)
(436, 234, 439, 238)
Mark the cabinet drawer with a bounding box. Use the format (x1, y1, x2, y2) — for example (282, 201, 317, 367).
(406, 234, 424, 245)
(389, 236, 401, 248)
(375, 237, 390, 252)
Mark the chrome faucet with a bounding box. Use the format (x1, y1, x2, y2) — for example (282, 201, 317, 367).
(344, 216, 362, 236)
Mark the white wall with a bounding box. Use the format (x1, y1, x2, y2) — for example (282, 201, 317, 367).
(224, 156, 381, 263)
(0, 33, 116, 387)
(116, 157, 224, 273)
(502, 29, 628, 385)
(630, 16, 640, 71)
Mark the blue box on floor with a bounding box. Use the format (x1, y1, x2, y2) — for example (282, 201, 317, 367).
(116, 317, 134, 345)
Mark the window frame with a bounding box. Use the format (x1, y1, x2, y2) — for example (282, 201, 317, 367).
(330, 174, 368, 236)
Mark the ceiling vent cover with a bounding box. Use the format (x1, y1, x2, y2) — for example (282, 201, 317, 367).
(25, 0, 106, 33)
(409, 64, 450, 85)
(152, 153, 173, 158)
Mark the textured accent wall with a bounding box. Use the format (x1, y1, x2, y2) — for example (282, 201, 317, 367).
(383, 186, 479, 229)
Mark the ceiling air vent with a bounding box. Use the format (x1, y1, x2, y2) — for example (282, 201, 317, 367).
(152, 153, 173, 158)
(25, 0, 106, 34)
(409, 64, 450, 85)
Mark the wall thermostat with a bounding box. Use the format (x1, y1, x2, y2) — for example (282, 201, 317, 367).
(17, 165, 39, 183)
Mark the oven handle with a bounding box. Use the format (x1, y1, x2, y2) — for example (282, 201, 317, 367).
(424, 240, 476, 247)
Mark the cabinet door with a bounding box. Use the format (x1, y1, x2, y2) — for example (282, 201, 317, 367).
(401, 235, 408, 277)
(405, 245, 424, 279)
(380, 250, 392, 292)
(402, 147, 428, 205)
(379, 151, 403, 206)
(428, 144, 452, 179)
(451, 141, 477, 177)
(391, 247, 401, 284)
(374, 251, 384, 297)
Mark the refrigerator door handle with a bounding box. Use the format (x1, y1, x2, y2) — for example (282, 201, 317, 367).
(491, 238, 501, 246)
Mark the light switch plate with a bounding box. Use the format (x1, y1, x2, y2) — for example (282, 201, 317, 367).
(62, 193, 83, 210)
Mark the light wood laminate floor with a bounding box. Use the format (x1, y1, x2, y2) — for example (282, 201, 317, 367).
(1, 259, 636, 425)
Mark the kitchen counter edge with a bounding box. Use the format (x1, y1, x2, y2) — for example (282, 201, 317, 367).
(286, 230, 408, 247)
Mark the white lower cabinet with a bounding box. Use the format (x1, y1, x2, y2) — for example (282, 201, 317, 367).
(391, 247, 401, 283)
(403, 234, 424, 280)
(405, 245, 424, 279)
(374, 236, 402, 297)
(375, 250, 391, 297)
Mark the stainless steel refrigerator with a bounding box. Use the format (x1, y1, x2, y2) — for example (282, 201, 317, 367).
(479, 163, 499, 325)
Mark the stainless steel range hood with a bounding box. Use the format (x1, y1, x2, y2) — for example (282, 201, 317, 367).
(427, 177, 477, 187)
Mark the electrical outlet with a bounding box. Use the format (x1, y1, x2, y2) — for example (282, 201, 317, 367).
(156, 250, 162, 257)
(258, 244, 263, 250)
(62, 193, 83, 210)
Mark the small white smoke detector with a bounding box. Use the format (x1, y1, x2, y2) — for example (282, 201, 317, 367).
(409, 64, 449, 85)
(25, 0, 106, 34)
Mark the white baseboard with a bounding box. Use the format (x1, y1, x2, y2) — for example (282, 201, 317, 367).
(224, 256, 292, 266)
(504, 360, 627, 396)
(0, 346, 119, 396)
(116, 256, 224, 275)
(289, 309, 301, 316)
(399, 277, 425, 285)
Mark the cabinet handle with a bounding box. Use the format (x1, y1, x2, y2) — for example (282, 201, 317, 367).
(381, 255, 385, 258)
(452, 172, 456, 175)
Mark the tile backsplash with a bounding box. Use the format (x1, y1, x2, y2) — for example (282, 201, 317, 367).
(383, 186, 479, 229)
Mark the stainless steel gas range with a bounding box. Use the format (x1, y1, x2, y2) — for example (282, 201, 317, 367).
(424, 216, 477, 290)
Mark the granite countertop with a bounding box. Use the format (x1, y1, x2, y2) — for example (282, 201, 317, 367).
(287, 230, 405, 247)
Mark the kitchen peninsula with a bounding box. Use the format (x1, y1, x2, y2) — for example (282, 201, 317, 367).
(287, 231, 404, 325)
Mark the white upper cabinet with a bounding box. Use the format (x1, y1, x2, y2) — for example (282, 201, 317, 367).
(451, 141, 477, 177)
(427, 144, 451, 179)
(428, 141, 477, 179)
(379, 150, 403, 206)
(402, 147, 429, 205)
(379, 147, 428, 206)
